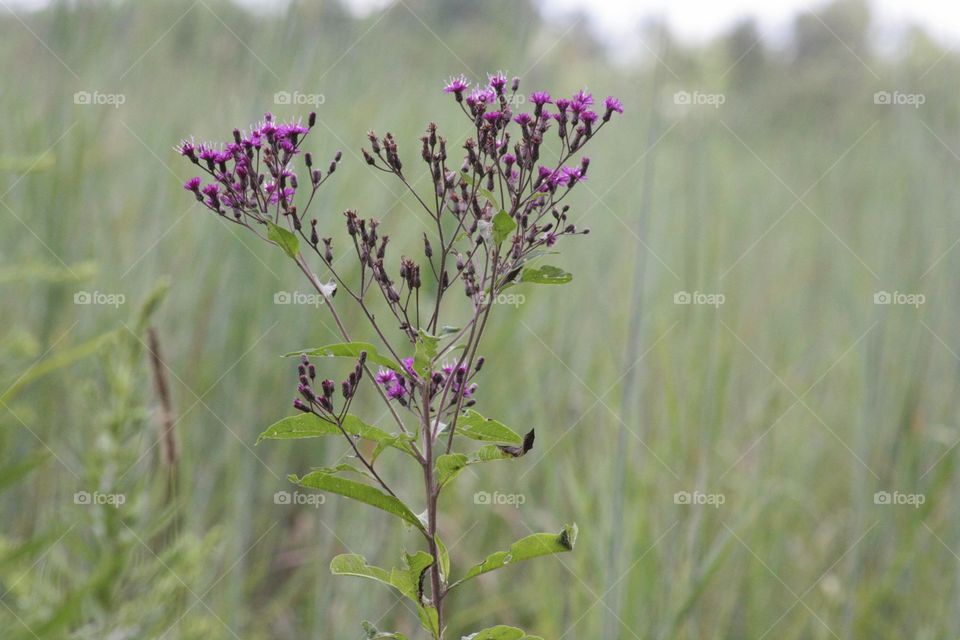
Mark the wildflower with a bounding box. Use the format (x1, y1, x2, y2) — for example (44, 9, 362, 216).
(529, 91, 551, 106)
(444, 74, 470, 98)
(488, 71, 508, 94)
(603, 96, 623, 121)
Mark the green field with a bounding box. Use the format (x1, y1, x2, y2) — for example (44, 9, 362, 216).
(1, 1, 959, 638)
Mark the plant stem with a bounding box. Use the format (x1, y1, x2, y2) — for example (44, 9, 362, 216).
(421, 383, 444, 637)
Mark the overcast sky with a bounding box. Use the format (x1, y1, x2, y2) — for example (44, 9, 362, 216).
(9, 0, 960, 49)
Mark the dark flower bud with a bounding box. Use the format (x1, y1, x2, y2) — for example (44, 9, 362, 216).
(423, 235, 433, 258)
(233, 128, 241, 144)
(323, 237, 333, 262)
(335, 150, 342, 162)
(305, 152, 313, 167)
(293, 398, 310, 413)
(328, 160, 336, 174)
(475, 357, 484, 372)
(321, 379, 335, 398)
(310, 220, 319, 246)
(308, 111, 317, 127)
(308, 364, 316, 379)
(341, 380, 351, 398)
(362, 149, 376, 166)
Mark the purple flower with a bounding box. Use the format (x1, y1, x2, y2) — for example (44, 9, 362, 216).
(466, 88, 496, 108)
(386, 382, 406, 400)
(184, 177, 202, 192)
(513, 113, 533, 126)
(560, 165, 584, 185)
(483, 111, 502, 123)
(375, 369, 396, 385)
(530, 91, 551, 106)
(444, 74, 470, 98)
(572, 89, 593, 107)
(488, 71, 508, 93)
(544, 231, 558, 247)
(604, 96, 624, 115)
(401, 357, 416, 377)
(555, 98, 570, 113)
(580, 110, 599, 124)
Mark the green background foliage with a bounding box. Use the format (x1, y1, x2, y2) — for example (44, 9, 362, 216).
(1, 0, 958, 637)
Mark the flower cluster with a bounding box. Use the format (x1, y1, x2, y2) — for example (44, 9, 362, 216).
(374, 356, 482, 411)
(179, 112, 341, 233)
(293, 353, 366, 420)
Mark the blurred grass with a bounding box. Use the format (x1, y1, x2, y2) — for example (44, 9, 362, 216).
(1, 0, 960, 637)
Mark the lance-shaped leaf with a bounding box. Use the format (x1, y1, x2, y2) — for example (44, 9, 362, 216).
(331, 554, 393, 588)
(435, 430, 535, 492)
(413, 329, 440, 377)
(451, 411, 523, 445)
(284, 341, 402, 373)
(520, 265, 572, 285)
(450, 524, 578, 589)
(267, 221, 300, 258)
(463, 627, 544, 640)
(292, 472, 425, 532)
(492, 210, 517, 244)
(257, 413, 416, 457)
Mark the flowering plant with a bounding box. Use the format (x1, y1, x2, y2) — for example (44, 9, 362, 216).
(178, 71, 621, 639)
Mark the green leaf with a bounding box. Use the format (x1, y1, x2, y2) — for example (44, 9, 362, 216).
(435, 453, 469, 489)
(257, 413, 416, 457)
(492, 210, 517, 244)
(520, 264, 572, 285)
(450, 524, 578, 589)
(463, 626, 544, 640)
(331, 554, 393, 588)
(267, 221, 300, 258)
(453, 411, 523, 445)
(435, 535, 450, 583)
(361, 621, 408, 640)
(412, 329, 440, 377)
(390, 550, 434, 601)
(417, 605, 440, 639)
(284, 341, 402, 373)
(438, 325, 460, 336)
(292, 472, 425, 531)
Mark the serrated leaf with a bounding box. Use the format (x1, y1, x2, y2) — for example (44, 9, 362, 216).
(267, 221, 300, 258)
(284, 341, 402, 373)
(492, 210, 517, 244)
(453, 411, 523, 444)
(520, 264, 572, 285)
(257, 413, 416, 457)
(292, 472, 425, 531)
(450, 524, 578, 589)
